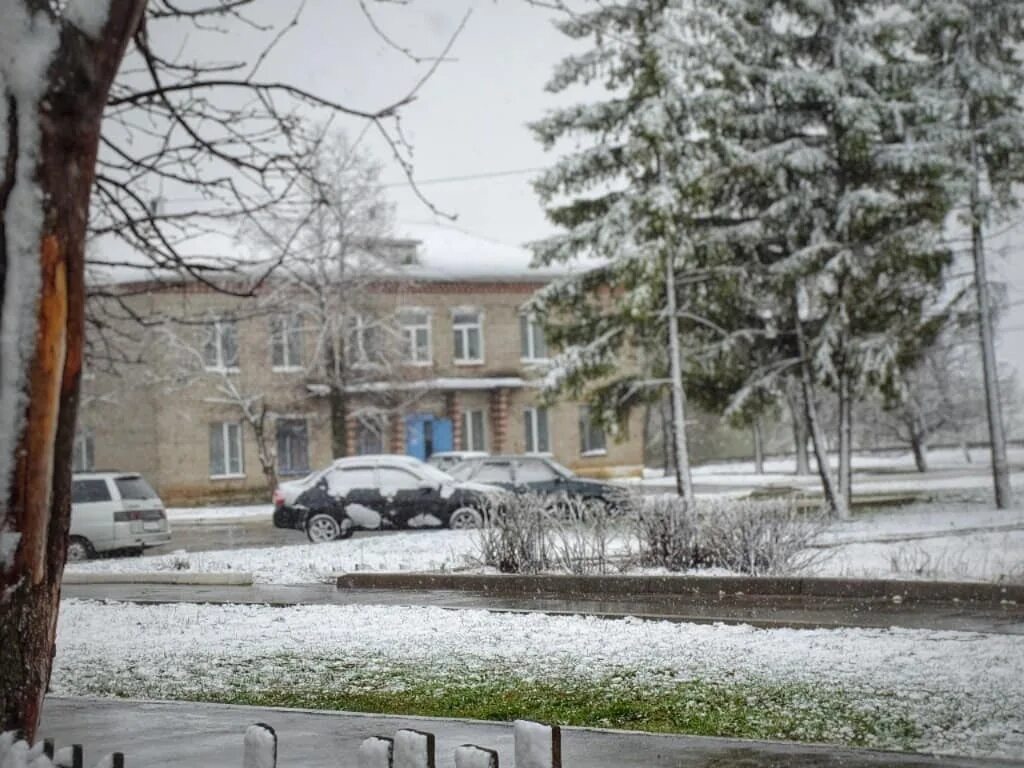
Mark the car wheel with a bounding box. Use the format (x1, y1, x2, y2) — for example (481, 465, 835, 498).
(448, 507, 483, 529)
(306, 513, 352, 543)
(66, 536, 95, 562)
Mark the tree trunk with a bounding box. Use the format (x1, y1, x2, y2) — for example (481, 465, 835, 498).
(786, 379, 811, 475)
(251, 410, 278, 495)
(752, 417, 765, 475)
(660, 395, 672, 475)
(969, 126, 1014, 509)
(329, 385, 349, 459)
(0, 2, 147, 740)
(794, 296, 848, 519)
(837, 369, 853, 509)
(664, 252, 695, 505)
(910, 429, 929, 473)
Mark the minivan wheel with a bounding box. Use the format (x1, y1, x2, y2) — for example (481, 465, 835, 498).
(67, 536, 95, 562)
(448, 507, 483, 529)
(306, 513, 352, 543)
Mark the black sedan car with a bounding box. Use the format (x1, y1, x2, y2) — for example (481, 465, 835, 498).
(272, 455, 501, 542)
(446, 455, 623, 508)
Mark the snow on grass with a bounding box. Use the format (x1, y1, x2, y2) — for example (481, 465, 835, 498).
(66, 529, 480, 583)
(64, 500, 1024, 584)
(52, 599, 1024, 758)
(165, 505, 272, 524)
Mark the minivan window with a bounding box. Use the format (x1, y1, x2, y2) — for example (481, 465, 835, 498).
(115, 476, 158, 500)
(72, 479, 111, 503)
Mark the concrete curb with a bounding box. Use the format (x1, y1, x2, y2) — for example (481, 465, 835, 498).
(335, 572, 1024, 604)
(63, 572, 254, 586)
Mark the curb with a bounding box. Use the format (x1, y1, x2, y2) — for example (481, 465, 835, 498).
(335, 572, 1024, 604)
(62, 572, 254, 586)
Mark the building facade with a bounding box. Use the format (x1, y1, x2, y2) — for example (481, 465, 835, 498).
(77, 232, 645, 503)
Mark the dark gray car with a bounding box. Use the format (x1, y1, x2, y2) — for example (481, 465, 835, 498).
(446, 455, 621, 508)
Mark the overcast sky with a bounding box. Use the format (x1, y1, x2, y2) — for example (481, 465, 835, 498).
(177, 0, 1024, 378)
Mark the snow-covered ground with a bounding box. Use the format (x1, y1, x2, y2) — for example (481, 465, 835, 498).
(52, 599, 1024, 758)
(65, 501, 1024, 584)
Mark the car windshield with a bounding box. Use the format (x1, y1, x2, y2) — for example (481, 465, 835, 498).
(415, 462, 455, 484)
(445, 461, 476, 480)
(545, 460, 575, 479)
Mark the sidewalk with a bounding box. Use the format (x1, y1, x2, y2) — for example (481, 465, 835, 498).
(40, 697, 1023, 768)
(60, 579, 1024, 634)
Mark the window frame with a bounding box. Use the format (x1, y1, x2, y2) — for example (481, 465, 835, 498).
(452, 308, 485, 365)
(519, 313, 549, 362)
(348, 313, 384, 369)
(276, 417, 310, 476)
(209, 421, 245, 479)
(579, 406, 608, 456)
(461, 408, 487, 452)
(72, 428, 95, 473)
(270, 312, 303, 371)
(399, 308, 433, 366)
(203, 318, 240, 372)
(523, 407, 550, 454)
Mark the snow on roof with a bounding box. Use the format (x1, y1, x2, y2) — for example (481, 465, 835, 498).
(396, 222, 578, 283)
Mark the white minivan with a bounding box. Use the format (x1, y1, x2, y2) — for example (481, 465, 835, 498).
(69, 472, 172, 561)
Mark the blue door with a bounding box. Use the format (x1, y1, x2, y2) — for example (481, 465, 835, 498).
(405, 415, 454, 460)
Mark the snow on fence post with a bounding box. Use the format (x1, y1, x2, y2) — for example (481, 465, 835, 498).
(53, 744, 83, 768)
(358, 736, 394, 768)
(514, 720, 561, 768)
(243, 723, 277, 768)
(392, 729, 435, 768)
(453, 744, 499, 768)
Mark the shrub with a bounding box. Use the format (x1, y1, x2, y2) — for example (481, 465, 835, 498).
(626, 494, 711, 571)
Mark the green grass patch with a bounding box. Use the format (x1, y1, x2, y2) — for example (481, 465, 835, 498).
(79, 662, 918, 750)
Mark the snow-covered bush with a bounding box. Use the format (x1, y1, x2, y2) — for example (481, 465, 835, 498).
(699, 499, 828, 576)
(473, 492, 622, 574)
(627, 493, 711, 571)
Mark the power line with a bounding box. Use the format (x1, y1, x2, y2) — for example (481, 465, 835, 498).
(381, 166, 548, 189)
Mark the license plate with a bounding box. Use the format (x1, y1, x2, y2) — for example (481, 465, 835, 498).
(143, 521, 163, 532)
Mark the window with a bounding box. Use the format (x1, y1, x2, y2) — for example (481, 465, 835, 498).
(348, 314, 383, 367)
(355, 413, 386, 455)
(202, 319, 239, 371)
(579, 406, 607, 455)
(71, 478, 110, 503)
(519, 314, 549, 361)
(276, 419, 310, 476)
(115, 476, 159, 500)
(461, 409, 487, 451)
(209, 422, 244, 477)
(517, 459, 559, 483)
(325, 466, 376, 495)
(474, 461, 514, 484)
(378, 467, 421, 490)
(524, 407, 549, 453)
(399, 309, 432, 364)
(72, 429, 94, 472)
(271, 313, 302, 370)
(452, 309, 483, 363)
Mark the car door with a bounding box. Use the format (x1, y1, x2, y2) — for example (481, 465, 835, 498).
(378, 465, 443, 527)
(70, 477, 115, 553)
(320, 465, 384, 529)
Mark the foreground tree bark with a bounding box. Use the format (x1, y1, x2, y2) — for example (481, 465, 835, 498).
(0, 0, 146, 740)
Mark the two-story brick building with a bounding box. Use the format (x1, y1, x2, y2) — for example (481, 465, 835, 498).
(76, 225, 644, 503)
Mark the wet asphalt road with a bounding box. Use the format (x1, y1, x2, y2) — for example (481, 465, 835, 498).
(40, 697, 1024, 768)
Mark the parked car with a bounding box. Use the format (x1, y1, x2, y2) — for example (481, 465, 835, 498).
(427, 450, 489, 473)
(446, 455, 623, 509)
(69, 472, 172, 561)
(272, 454, 502, 542)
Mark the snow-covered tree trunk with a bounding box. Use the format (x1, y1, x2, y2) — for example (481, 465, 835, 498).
(837, 368, 853, 509)
(752, 417, 765, 476)
(794, 300, 848, 519)
(786, 380, 811, 476)
(665, 253, 695, 505)
(970, 132, 1014, 509)
(909, 421, 929, 474)
(0, 0, 146, 739)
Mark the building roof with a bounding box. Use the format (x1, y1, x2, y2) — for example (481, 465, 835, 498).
(87, 223, 595, 289)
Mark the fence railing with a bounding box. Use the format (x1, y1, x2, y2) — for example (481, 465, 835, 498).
(2, 719, 561, 768)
